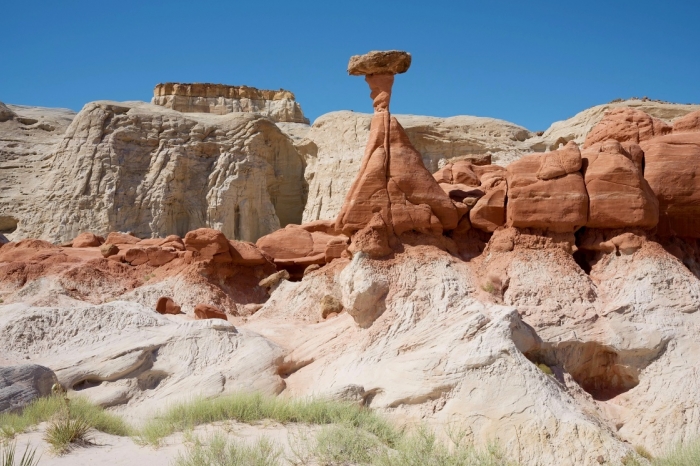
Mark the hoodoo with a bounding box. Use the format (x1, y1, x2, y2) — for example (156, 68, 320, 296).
(335, 51, 459, 256)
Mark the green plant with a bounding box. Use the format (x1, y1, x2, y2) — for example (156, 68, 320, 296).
(174, 433, 282, 466)
(138, 392, 400, 447)
(0, 442, 40, 466)
(481, 282, 496, 294)
(0, 395, 130, 440)
(537, 363, 553, 376)
(312, 424, 385, 465)
(653, 438, 700, 466)
(635, 445, 653, 460)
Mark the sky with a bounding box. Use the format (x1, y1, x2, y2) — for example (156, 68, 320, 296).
(2, 0, 698, 131)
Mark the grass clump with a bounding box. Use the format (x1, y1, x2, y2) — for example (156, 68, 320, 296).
(174, 433, 281, 466)
(312, 424, 386, 465)
(44, 413, 92, 454)
(653, 438, 700, 466)
(138, 392, 400, 447)
(0, 442, 40, 466)
(0, 395, 131, 441)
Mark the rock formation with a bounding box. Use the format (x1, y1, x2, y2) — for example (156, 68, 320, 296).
(152, 82, 309, 123)
(4, 101, 306, 243)
(334, 51, 459, 254)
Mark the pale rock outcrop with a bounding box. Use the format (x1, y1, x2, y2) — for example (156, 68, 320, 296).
(247, 247, 636, 465)
(0, 102, 76, 240)
(0, 302, 284, 415)
(10, 101, 306, 243)
(152, 83, 309, 124)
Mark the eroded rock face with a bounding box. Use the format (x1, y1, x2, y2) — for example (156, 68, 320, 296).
(506, 146, 588, 232)
(11, 101, 306, 243)
(152, 83, 308, 124)
(582, 141, 658, 229)
(0, 364, 57, 413)
(641, 119, 700, 237)
(584, 107, 671, 148)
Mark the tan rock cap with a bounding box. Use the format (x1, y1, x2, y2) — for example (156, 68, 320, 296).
(348, 50, 412, 76)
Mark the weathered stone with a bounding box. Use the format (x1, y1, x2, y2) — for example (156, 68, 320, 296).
(99, 243, 119, 258)
(0, 365, 56, 413)
(584, 108, 671, 148)
(152, 82, 308, 124)
(155, 297, 181, 315)
(319, 295, 343, 319)
(347, 50, 411, 76)
(193, 303, 227, 320)
(72, 232, 103, 248)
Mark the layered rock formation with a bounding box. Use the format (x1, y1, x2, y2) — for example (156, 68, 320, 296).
(5, 101, 306, 243)
(152, 82, 309, 124)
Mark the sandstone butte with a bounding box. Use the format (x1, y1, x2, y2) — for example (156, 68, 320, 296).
(2, 51, 700, 466)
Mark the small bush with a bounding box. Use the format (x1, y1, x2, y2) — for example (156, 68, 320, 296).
(174, 433, 282, 466)
(312, 424, 385, 465)
(0, 442, 40, 466)
(481, 282, 496, 294)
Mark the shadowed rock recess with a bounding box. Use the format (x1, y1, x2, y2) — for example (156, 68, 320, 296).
(2, 50, 700, 466)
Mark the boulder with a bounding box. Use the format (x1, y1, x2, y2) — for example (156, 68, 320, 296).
(72, 232, 103, 248)
(348, 213, 394, 259)
(584, 108, 671, 148)
(256, 225, 348, 267)
(105, 232, 140, 245)
(147, 247, 177, 267)
(469, 183, 506, 232)
(641, 131, 700, 237)
(536, 141, 582, 180)
(229, 241, 269, 266)
(184, 228, 230, 261)
(347, 50, 411, 76)
(582, 140, 658, 229)
(124, 247, 150, 266)
(433, 161, 480, 186)
(507, 148, 588, 232)
(155, 297, 181, 315)
(100, 243, 119, 258)
(193, 304, 228, 321)
(259, 269, 290, 293)
(0, 365, 57, 413)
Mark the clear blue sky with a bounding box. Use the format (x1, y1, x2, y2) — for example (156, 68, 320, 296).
(2, 0, 698, 130)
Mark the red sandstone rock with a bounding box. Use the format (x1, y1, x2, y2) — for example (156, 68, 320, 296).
(256, 225, 348, 267)
(156, 297, 181, 315)
(147, 247, 177, 267)
(536, 141, 582, 180)
(105, 232, 141, 245)
(348, 212, 394, 259)
(469, 183, 506, 232)
(184, 228, 230, 260)
(641, 131, 700, 237)
(673, 110, 700, 133)
(229, 241, 269, 266)
(584, 108, 671, 148)
(582, 140, 658, 229)
(124, 247, 150, 266)
(433, 161, 480, 186)
(507, 151, 588, 232)
(194, 303, 227, 320)
(72, 232, 103, 248)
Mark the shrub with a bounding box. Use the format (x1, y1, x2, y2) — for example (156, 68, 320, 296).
(44, 413, 92, 454)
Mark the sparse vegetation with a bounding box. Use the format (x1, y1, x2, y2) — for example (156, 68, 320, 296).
(138, 391, 400, 447)
(652, 438, 700, 466)
(481, 282, 496, 294)
(635, 445, 653, 461)
(537, 363, 553, 376)
(0, 395, 131, 440)
(0, 442, 40, 466)
(174, 433, 282, 466)
(44, 412, 92, 454)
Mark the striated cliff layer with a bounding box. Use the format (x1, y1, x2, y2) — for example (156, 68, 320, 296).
(2, 100, 306, 243)
(152, 82, 309, 124)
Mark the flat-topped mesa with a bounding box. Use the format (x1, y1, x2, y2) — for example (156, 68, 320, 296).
(336, 51, 459, 257)
(152, 82, 309, 123)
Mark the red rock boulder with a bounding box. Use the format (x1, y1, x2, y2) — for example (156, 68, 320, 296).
(507, 144, 588, 233)
(105, 232, 141, 245)
(229, 241, 270, 266)
(72, 232, 104, 248)
(641, 125, 700, 237)
(156, 297, 182, 315)
(184, 228, 231, 261)
(256, 224, 349, 267)
(194, 303, 227, 320)
(582, 140, 658, 229)
(584, 108, 671, 148)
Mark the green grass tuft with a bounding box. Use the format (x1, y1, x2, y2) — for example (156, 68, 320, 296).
(138, 392, 400, 447)
(0, 395, 131, 440)
(44, 413, 92, 454)
(0, 442, 41, 466)
(173, 433, 281, 466)
(653, 438, 700, 466)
